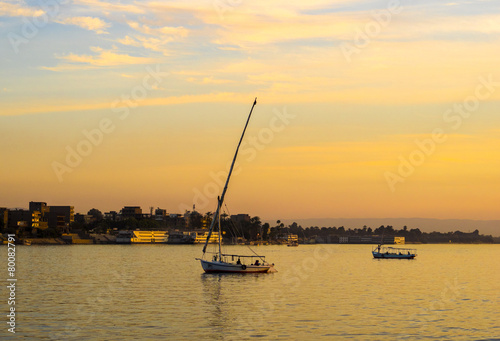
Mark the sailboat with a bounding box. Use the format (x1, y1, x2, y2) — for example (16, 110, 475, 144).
(196, 98, 275, 274)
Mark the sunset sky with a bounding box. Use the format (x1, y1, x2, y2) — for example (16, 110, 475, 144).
(1, 0, 500, 222)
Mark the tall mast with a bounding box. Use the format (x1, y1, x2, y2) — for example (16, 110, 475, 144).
(218, 196, 222, 260)
(202, 98, 257, 254)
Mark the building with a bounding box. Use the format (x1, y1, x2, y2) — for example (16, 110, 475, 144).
(337, 235, 404, 244)
(1, 201, 74, 235)
(287, 234, 299, 244)
(29, 201, 48, 215)
(29, 202, 74, 231)
(165, 214, 186, 229)
(7, 209, 32, 230)
(28, 202, 49, 231)
(121, 206, 143, 219)
(48, 206, 74, 223)
(394, 237, 405, 244)
(104, 211, 118, 221)
(231, 214, 251, 224)
(154, 208, 167, 219)
(46, 206, 74, 233)
(0, 208, 8, 230)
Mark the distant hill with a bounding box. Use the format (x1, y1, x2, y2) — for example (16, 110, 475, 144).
(265, 218, 500, 237)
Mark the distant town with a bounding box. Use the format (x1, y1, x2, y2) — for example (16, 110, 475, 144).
(1, 201, 498, 245)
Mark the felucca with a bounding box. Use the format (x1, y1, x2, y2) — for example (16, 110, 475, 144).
(196, 98, 275, 273)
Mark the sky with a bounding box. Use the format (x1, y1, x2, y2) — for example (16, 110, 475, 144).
(1, 0, 500, 223)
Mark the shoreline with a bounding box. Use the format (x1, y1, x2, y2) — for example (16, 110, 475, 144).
(2, 240, 498, 245)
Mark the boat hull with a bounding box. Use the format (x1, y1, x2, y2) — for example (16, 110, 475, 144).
(198, 259, 272, 273)
(372, 252, 415, 259)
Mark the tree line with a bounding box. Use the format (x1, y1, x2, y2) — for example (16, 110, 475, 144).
(73, 209, 496, 243)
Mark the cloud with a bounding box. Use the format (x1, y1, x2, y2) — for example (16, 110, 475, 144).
(2, 92, 255, 116)
(119, 21, 189, 55)
(43, 48, 159, 71)
(134, 36, 168, 54)
(186, 76, 234, 84)
(185, 0, 500, 49)
(72, 0, 145, 14)
(127, 21, 188, 37)
(0, 2, 44, 17)
(56, 16, 111, 34)
(118, 35, 141, 47)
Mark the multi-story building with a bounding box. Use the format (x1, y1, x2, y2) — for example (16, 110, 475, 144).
(104, 211, 118, 221)
(46, 206, 74, 232)
(7, 209, 32, 230)
(29, 201, 48, 215)
(154, 208, 167, 220)
(49, 206, 74, 223)
(121, 206, 143, 219)
(1, 201, 74, 234)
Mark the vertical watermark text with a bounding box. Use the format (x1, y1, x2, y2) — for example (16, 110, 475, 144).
(6, 234, 16, 334)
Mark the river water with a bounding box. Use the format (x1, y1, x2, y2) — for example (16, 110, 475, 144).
(1, 244, 499, 340)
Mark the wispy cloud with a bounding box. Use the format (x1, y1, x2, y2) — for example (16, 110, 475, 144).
(72, 0, 145, 15)
(3, 92, 253, 116)
(0, 1, 44, 17)
(116, 22, 189, 55)
(43, 47, 159, 71)
(186, 76, 234, 84)
(56, 16, 111, 34)
(127, 22, 188, 37)
(118, 35, 141, 47)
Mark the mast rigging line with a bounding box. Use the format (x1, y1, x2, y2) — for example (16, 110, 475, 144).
(202, 98, 258, 254)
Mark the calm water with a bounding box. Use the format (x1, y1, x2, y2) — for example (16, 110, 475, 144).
(1, 244, 499, 340)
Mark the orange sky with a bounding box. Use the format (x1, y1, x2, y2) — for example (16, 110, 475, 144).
(1, 0, 500, 221)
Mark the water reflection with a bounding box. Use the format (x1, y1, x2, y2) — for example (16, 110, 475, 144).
(200, 274, 225, 338)
(2, 244, 498, 340)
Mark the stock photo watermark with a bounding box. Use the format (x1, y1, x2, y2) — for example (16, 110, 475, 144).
(178, 106, 296, 212)
(340, 0, 403, 63)
(51, 65, 168, 182)
(7, 0, 69, 54)
(6, 234, 17, 334)
(385, 74, 500, 193)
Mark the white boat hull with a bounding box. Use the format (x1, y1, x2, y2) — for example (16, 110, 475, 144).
(198, 259, 272, 273)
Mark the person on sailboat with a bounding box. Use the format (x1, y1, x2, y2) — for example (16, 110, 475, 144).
(237, 258, 241, 265)
(254, 259, 260, 266)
